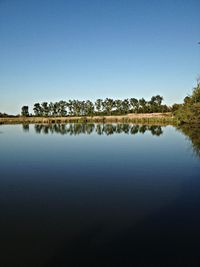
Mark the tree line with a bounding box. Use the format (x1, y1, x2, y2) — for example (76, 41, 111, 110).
(21, 95, 170, 117)
(0, 112, 15, 118)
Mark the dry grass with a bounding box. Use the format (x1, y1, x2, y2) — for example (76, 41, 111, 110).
(0, 113, 175, 125)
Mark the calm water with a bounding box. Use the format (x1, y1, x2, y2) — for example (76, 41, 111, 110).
(0, 124, 200, 266)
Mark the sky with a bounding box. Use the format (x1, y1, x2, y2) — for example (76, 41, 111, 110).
(0, 0, 199, 114)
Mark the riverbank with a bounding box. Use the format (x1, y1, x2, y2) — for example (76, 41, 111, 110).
(0, 113, 176, 125)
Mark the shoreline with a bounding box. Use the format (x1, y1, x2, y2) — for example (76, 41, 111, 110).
(0, 113, 176, 125)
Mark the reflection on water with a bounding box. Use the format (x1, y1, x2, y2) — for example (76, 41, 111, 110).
(178, 126, 200, 158)
(22, 123, 200, 157)
(22, 123, 29, 132)
(23, 123, 164, 136)
(0, 124, 200, 266)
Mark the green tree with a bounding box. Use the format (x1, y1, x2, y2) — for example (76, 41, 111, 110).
(121, 99, 130, 114)
(33, 103, 42, 116)
(175, 84, 200, 124)
(139, 98, 147, 113)
(102, 98, 115, 115)
(85, 100, 94, 115)
(52, 102, 60, 116)
(191, 84, 200, 104)
(114, 99, 123, 114)
(67, 100, 73, 115)
(58, 101, 67, 116)
(95, 99, 103, 114)
(130, 98, 139, 113)
(41, 102, 49, 116)
(21, 106, 29, 117)
(49, 102, 54, 116)
(149, 95, 163, 112)
(172, 103, 182, 113)
(155, 95, 163, 106)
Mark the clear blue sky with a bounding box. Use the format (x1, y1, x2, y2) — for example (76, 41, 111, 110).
(0, 0, 199, 114)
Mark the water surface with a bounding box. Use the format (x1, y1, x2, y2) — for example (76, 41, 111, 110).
(0, 124, 200, 266)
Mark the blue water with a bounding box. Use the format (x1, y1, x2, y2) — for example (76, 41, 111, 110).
(0, 124, 200, 266)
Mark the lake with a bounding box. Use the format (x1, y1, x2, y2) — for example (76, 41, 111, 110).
(0, 123, 200, 266)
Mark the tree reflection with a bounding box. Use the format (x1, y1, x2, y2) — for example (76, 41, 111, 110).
(31, 123, 200, 156)
(32, 123, 163, 136)
(178, 126, 200, 158)
(22, 124, 29, 132)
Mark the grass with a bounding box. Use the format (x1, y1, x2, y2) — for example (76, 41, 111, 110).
(0, 113, 176, 125)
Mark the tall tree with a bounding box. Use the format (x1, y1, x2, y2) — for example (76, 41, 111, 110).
(130, 98, 139, 113)
(21, 106, 29, 117)
(58, 101, 67, 116)
(95, 99, 103, 114)
(41, 102, 49, 116)
(67, 100, 73, 116)
(33, 103, 42, 116)
(121, 99, 130, 114)
(52, 102, 60, 116)
(85, 100, 94, 115)
(80, 101, 86, 115)
(103, 98, 115, 115)
(155, 95, 163, 106)
(139, 98, 147, 113)
(174, 84, 200, 124)
(149, 95, 163, 112)
(72, 100, 81, 116)
(49, 102, 54, 116)
(114, 99, 123, 114)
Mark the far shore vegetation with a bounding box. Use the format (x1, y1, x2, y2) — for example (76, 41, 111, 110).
(0, 84, 200, 125)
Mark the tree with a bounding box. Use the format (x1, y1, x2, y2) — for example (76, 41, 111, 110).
(58, 101, 67, 116)
(28, 94, 170, 118)
(121, 99, 130, 114)
(114, 99, 123, 114)
(85, 100, 94, 115)
(155, 95, 163, 106)
(174, 84, 200, 124)
(21, 106, 29, 117)
(41, 102, 49, 116)
(191, 84, 200, 104)
(52, 102, 60, 116)
(139, 98, 147, 113)
(71, 100, 82, 116)
(49, 102, 54, 116)
(149, 96, 157, 112)
(33, 103, 42, 116)
(172, 103, 182, 113)
(67, 100, 73, 116)
(130, 98, 139, 113)
(95, 99, 103, 114)
(149, 95, 163, 112)
(102, 98, 115, 115)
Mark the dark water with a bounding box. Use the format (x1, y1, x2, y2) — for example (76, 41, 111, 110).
(0, 124, 200, 267)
